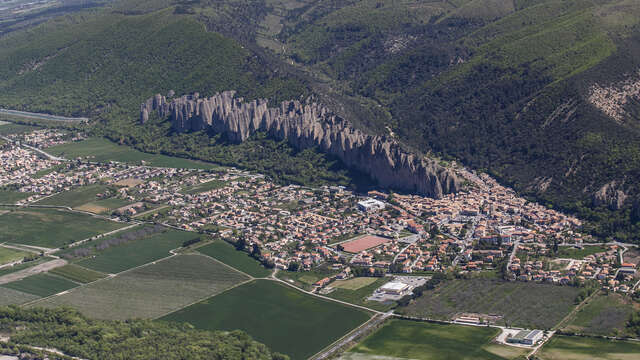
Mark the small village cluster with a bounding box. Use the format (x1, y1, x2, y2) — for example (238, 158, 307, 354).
(1, 128, 638, 295)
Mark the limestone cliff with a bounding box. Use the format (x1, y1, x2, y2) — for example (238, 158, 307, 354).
(140, 91, 460, 198)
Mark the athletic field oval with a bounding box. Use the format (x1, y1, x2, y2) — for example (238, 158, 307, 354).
(160, 279, 372, 360)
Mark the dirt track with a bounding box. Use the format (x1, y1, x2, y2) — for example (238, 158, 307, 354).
(0, 259, 67, 284)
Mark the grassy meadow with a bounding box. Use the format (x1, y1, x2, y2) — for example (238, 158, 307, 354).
(2, 273, 79, 297)
(0, 246, 29, 265)
(537, 335, 640, 360)
(562, 292, 636, 337)
(49, 264, 107, 283)
(348, 319, 527, 360)
(327, 277, 394, 312)
(0, 207, 125, 248)
(0, 287, 40, 306)
(161, 279, 371, 360)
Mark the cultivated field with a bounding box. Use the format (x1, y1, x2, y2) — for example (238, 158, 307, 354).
(33, 254, 249, 320)
(47, 137, 218, 169)
(35, 184, 114, 208)
(332, 277, 378, 290)
(0, 287, 39, 306)
(402, 278, 580, 329)
(562, 292, 636, 337)
(0, 190, 33, 204)
(161, 279, 371, 360)
(0, 256, 55, 277)
(196, 241, 272, 278)
(75, 198, 131, 214)
(348, 319, 527, 360)
(0, 207, 125, 248)
(0, 246, 29, 265)
(537, 335, 640, 360)
(2, 273, 78, 297)
(74, 228, 198, 273)
(49, 264, 107, 283)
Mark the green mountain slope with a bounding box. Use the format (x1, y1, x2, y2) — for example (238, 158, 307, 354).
(0, 0, 639, 241)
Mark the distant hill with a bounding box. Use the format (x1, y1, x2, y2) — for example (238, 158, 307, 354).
(0, 0, 639, 242)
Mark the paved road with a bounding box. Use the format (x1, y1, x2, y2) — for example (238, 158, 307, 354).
(0, 108, 88, 122)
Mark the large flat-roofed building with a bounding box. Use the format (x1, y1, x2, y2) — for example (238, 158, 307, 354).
(507, 330, 543, 345)
(357, 198, 386, 212)
(380, 281, 410, 295)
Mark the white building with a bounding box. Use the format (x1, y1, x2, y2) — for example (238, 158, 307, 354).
(358, 198, 386, 212)
(380, 281, 410, 295)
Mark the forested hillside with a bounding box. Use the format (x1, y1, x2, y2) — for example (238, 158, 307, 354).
(0, 0, 639, 242)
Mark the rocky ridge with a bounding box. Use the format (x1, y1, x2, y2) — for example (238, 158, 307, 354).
(140, 91, 460, 198)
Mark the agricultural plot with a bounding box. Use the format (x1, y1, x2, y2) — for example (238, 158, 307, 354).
(33, 254, 249, 320)
(47, 137, 218, 169)
(196, 241, 272, 278)
(347, 319, 527, 360)
(562, 292, 636, 337)
(402, 278, 580, 329)
(2, 273, 78, 297)
(75, 198, 131, 214)
(0, 207, 125, 248)
(0, 123, 39, 135)
(161, 279, 371, 360)
(0, 287, 39, 306)
(0, 246, 29, 265)
(0, 190, 33, 204)
(0, 256, 54, 277)
(49, 264, 107, 283)
(182, 179, 228, 194)
(537, 335, 640, 360)
(75, 228, 198, 273)
(35, 184, 115, 208)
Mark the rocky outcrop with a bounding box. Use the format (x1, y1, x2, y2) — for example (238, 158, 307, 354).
(593, 181, 627, 210)
(140, 91, 460, 198)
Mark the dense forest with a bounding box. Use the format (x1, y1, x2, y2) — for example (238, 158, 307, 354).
(0, 0, 639, 242)
(0, 306, 287, 360)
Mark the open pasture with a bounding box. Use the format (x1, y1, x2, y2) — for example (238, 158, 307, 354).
(348, 319, 527, 360)
(196, 240, 272, 278)
(537, 335, 640, 360)
(75, 228, 198, 273)
(328, 277, 394, 312)
(75, 198, 131, 214)
(0, 190, 33, 204)
(33, 254, 249, 320)
(0, 246, 29, 265)
(2, 273, 78, 297)
(0, 207, 125, 248)
(332, 277, 378, 290)
(562, 292, 636, 337)
(556, 246, 609, 260)
(402, 278, 580, 329)
(182, 179, 228, 194)
(161, 279, 371, 360)
(35, 184, 114, 208)
(47, 137, 218, 169)
(49, 264, 107, 283)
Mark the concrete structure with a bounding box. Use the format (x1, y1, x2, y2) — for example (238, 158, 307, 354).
(357, 198, 386, 212)
(507, 329, 543, 345)
(380, 281, 410, 295)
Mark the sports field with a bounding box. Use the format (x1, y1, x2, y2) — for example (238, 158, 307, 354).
(348, 319, 526, 360)
(49, 264, 107, 283)
(196, 241, 272, 278)
(2, 273, 78, 297)
(35, 184, 114, 208)
(562, 293, 636, 337)
(0, 287, 39, 306)
(161, 279, 371, 360)
(340, 235, 390, 253)
(402, 278, 580, 329)
(47, 137, 218, 169)
(75, 229, 198, 273)
(0, 246, 29, 265)
(0, 207, 125, 248)
(34, 254, 249, 320)
(537, 335, 640, 360)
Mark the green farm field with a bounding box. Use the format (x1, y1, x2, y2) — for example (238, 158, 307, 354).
(537, 335, 640, 360)
(75, 228, 198, 274)
(0, 246, 29, 265)
(35, 184, 116, 208)
(196, 241, 272, 278)
(0, 207, 126, 248)
(48, 138, 218, 169)
(182, 179, 228, 194)
(401, 278, 580, 329)
(33, 254, 249, 320)
(0, 123, 39, 135)
(2, 273, 78, 297)
(49, 264, 107, 283)
(556, 246, 610, 260)
(0, 287, 39, 306)
(161, 279, 371, 360)
(0, 190, 33, 204)
(562, 292, 636, 337)
(347, 319, 528, 360)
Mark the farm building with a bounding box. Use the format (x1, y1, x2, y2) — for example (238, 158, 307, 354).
(507, 330, 543, 345)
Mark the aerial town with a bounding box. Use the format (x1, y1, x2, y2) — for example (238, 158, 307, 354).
(2, 127, 637, 301)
